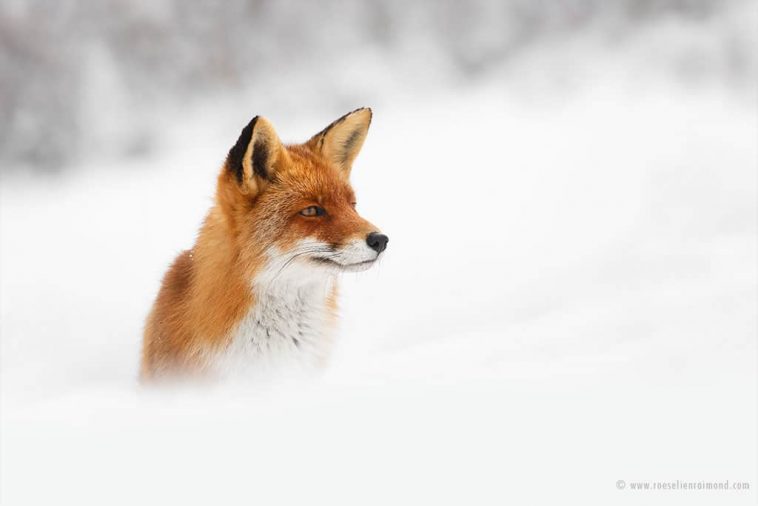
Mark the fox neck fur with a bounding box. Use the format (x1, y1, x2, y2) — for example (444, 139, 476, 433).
(219, 251, 339, 376)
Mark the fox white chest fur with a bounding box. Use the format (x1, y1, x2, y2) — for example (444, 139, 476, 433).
(215, 259, 337, 376)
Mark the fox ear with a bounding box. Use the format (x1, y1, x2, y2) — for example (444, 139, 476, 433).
(226, 116, 287, 194)
(307, 107, 372, 176)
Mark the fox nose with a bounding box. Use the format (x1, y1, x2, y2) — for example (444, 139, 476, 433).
(366, 232, 388, 254)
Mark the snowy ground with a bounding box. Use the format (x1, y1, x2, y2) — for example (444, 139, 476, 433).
(1, 56, 756, 504)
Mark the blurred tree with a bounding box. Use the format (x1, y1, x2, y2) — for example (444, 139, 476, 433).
(0, 0, 749, 171)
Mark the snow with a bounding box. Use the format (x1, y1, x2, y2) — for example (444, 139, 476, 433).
(1, 47, 756, 506)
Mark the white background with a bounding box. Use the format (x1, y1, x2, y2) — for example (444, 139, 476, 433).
(1, 1, 756, 504)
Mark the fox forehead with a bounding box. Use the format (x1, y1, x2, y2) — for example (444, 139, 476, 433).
(272, 144, 356, 204)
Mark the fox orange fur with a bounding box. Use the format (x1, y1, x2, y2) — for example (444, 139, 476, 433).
(141, 108, 387, 381)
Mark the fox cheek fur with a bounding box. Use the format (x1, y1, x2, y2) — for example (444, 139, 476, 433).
(140, 108, 387, 381)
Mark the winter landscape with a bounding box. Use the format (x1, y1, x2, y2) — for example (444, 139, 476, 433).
(1, 1, 756, 504)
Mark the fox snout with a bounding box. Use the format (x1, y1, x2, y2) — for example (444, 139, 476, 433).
(310, 231, 387, 272)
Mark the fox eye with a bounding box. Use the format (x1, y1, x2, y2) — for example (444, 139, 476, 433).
(299, 205, 326, 217)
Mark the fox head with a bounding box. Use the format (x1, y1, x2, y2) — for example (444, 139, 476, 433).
(216, 108, 387, 283)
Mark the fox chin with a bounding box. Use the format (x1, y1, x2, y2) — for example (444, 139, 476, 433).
(140, 108, 387, 382)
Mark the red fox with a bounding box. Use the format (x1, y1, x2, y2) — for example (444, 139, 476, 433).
(140, 108, 387, 381)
